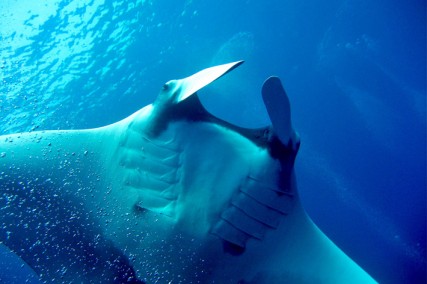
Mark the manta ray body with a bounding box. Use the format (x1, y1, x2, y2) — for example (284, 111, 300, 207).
(0, 61, 376, 283)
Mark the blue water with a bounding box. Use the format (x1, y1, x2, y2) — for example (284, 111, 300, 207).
(0, 0, 425, 283)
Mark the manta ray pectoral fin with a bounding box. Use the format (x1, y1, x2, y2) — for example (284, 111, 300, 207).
(262, 76, 299, 150)
(175, 60, 244, 103)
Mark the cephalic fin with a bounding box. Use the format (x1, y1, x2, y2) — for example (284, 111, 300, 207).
(262, 76, 299, 150)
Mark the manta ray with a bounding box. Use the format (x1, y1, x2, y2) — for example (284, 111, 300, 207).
(0, 61, 376, 283)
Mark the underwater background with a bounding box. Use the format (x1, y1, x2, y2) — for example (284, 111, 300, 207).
(0, 0, 425, 283)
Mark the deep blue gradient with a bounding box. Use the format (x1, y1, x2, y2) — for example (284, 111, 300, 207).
(0, 0, 425, 283)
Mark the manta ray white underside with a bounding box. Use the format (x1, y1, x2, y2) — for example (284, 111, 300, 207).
(0, 61, 377, 283)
